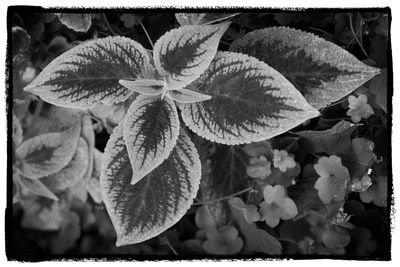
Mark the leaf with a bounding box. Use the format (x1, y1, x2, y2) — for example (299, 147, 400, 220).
(230, 202, 282, 255)
(345, 138, 377, 179)
(12, 26, 30, 57)
(175, 13, 239, 26)
(24, 36, 152, 109)
(55, 13, 92, 32)
(123, 95, 180, 185)
(296, 120, 357, 156)
(12, 113, 23, 147)
(20, 199, 63, 231)
(369, 69, 387, 112)
(87, 148, 103, 203)
(229, 197, 260, 223)
(16, 124, 81, 179)
(181, 51, 320, 145)
(40, 138, 89, 192)
(200, 144, 250, 227)
(230, 26, 380, 109)
(168, 88, 212, 104)
(360, 175, 387, 207)
(16, 174, 59, 201)
(100, 123, 201, 246)
(195, 205, 216, 230)
(80, 113, 95, 183)
(314, 156, 350, 204)
(119, 79, 165, 96)
(153, 22, 230, 90)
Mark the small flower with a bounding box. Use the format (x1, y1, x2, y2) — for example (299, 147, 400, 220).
(246, 155, 272, 179)
(272, 149, 296, 172)
(202, 225, 243, 255)
(229, 197, 260, 223)
(314, 155, 350, 204)
(259, 185, 298, 228)
(346, 94, 374, 123)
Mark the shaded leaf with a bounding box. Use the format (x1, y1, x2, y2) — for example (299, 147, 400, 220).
(345, 138, 377, 179)
(12, 26, 30, 58)
(80, 113, 95, 183)
(181, 51, 319, 145)
(296, 120, 357, 156)
(369, 69, 387, 112)
(123, 95, 180, 184)
(360, 175, 387, 207)
(230, 202, 282, 255)
(87, 148, 103, 203)
(175, 13, 239, 26)
(16, 174, 59, 201)
(25, 36, 152, 109)
(12, 113, 23, 147)
(230, 26, 380, 109)
(16, 124, 81, 179)
(101, 123, 201, 246)
(41, 138, 89, 192)
(195, 205, 216, 230)
(55, 13, 92, 32)
(229, 197, 260, 223)
(153, 22, 230, 90)
(20, 198, 63, 231)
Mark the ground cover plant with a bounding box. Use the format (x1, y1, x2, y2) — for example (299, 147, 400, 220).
(8, 8, 391, 259)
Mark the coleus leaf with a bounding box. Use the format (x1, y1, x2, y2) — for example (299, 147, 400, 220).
(15, 124, 81, 179)
(123, 95, 180, 185)
(153, 22, 230, 90)
(230, 26, 380, 109)
(40, 138, 89, 192)
(24, 36, 152, 109)
(175, 13, 239, 26)
(100, 123, 201, 246)
(55, 13, 92, 33)
(181, 51, 320, 145)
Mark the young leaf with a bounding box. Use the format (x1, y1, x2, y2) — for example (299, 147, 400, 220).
(181, 51, 320, 145)
(16, 174, 59, 201)
(229, 197, 260, 223)
(16, 124, 81, 179)
(168, 88, 212, 104)
(119, 79, 165, 96)
(123, 95, 180, 185)
(230, 27, 380, 109)
(55, 13, 92, 32)
(12, 113, 23, 147)
(40, 138, 89, 192)
(202, 225, 244, 255)
(24, 36, 152, 109)
(101, 124, 201, 246)
(153, 22, 230, 90)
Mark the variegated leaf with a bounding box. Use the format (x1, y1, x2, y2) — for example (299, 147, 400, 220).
(24, 36, 152, 109)
(181, 51, 320, 145)
(16, 174, 59, 201)
(230, 27, 380, 109)
(175, 13, 239, 26)
(119, 79, 165, 96)
(41, 138, 89, 192)
(153, 22, 230, 90)
(100, 123, 201, 246)
(16, 124, 81, 179)
(87, 148, 103, 203)
(124, 95, 180, 185)
(168, 88, 212, 104)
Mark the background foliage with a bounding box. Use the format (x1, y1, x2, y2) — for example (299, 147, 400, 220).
(9, 9, 390, 259)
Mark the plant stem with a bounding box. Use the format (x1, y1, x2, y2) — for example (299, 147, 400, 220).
(138, 20, 154, 49)
(102, 14, 119, 36)
(193, 186, 253, 206)
(349, 13, 369, 58)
